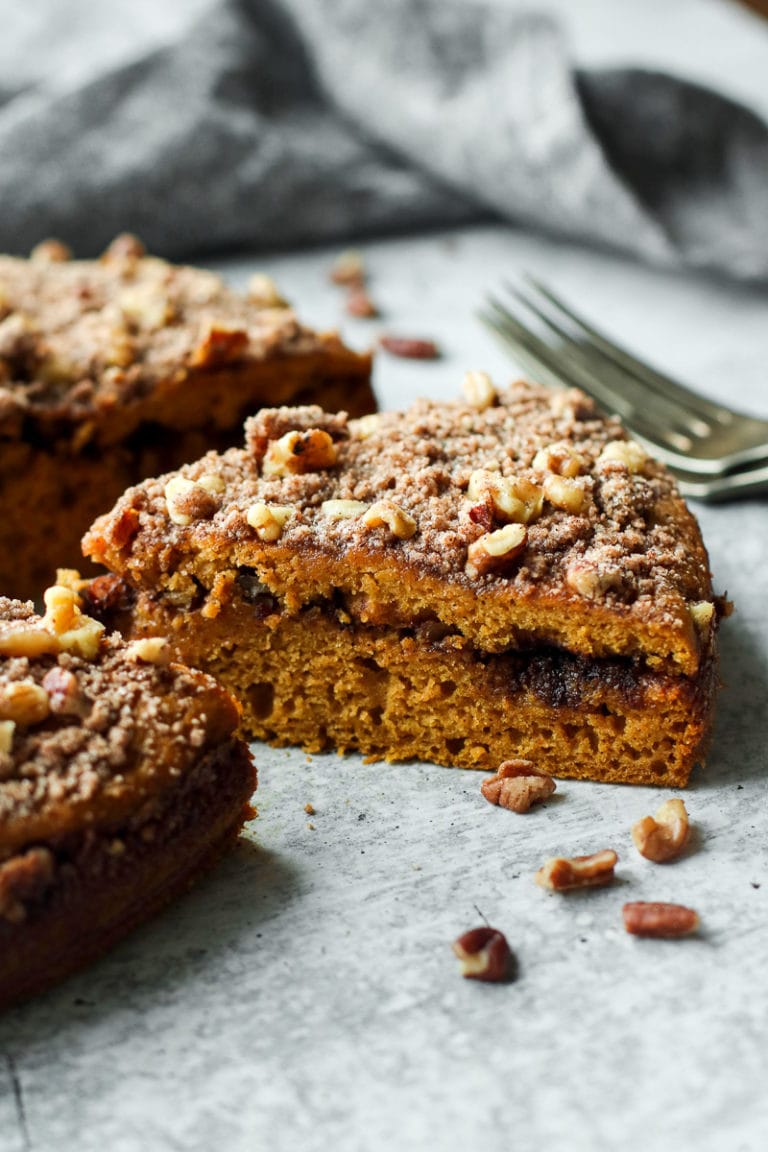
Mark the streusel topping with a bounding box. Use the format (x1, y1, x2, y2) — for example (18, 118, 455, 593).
(0, 235, 326, 430)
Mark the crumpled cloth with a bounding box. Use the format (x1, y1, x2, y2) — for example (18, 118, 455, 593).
(1, 0, 768, 279)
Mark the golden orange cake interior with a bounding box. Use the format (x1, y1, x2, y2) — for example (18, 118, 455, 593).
(83, 378, 724, 787)
(0, 582, 255, 1010)
(0, 235, 374, 598)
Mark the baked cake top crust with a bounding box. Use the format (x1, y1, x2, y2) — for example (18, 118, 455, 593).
(0, 584, 240, 862)
(0, 235, 368, 438)
(84, 379, 717, 676)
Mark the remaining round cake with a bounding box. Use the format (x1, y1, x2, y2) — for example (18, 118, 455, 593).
(0, 235, 374, 598)
(83, 377, 725, 788)
(0, 581, 255, 1010)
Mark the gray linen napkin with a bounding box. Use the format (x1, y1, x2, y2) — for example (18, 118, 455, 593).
(1, 0, 768, 278)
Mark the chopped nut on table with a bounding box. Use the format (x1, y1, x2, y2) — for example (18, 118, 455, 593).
(535, 849, 618, 891)
(452, 926, 513, 982)
(379, 335, 440, 360)
(622, 901, 700, 938)
(632, 798, 690, 862)
(481, 759, 555, 813)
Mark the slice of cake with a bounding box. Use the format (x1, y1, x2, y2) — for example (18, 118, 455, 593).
(0, 236, 374, 599)
(0, 581, 255, 1010)
(83, 378, 724, 788)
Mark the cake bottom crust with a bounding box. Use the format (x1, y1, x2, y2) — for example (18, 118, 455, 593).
(110, 591, 717, 789)
(0, 738, 255, 1012)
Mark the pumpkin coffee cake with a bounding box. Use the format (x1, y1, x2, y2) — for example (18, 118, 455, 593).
(0, 236, 374, 599)
(83, 377, 723, 788)
(0, 581, 255, 1010)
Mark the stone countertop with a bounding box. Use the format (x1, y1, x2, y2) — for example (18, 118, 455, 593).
(1, 226, 767, 1152)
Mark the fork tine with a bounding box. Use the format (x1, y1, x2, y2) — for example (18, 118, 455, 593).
(482, 297, 703, 458)
(523, 275, 732, 426)
(506, 282, 710, 442)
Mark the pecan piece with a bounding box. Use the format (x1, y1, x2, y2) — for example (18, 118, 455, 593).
(481, 759, 555, 813)
(452, 926, 512, 982)
(380, 335, 440, 360)
(535, 849, 618, 891)
(623, 901, 700, 938)
(345, 287, 379, 318)
(632, 798, 690, 863)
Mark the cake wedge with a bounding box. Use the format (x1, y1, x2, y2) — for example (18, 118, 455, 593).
(83, 378, 724, 787)
(0, 582, 255, 1010)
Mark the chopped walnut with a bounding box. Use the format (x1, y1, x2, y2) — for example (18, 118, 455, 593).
(361, 500, 417, 540)
(0, 680, 50, 727)
(189, 323, 249, 368)
(164, 476, 220, 526)
(118, 285, 176, 330)
(41, 585, 105, 659)
(30, 239, 72, 263)
(566, 559, 624, 600)
(262, 429, 338, 477)
(598, 440, 648, 473)
(102, 233, 146, 262)
(632, 798, 690, 863)
(247, 273, 288, 308)
(461, 370, 496, 411)
(198, 472, 227, 496)
(465, 523, 527, 578)
(623, 901, 699, 938)
(542, 473, 589, 514)
(246, 502, 293, 541)
(353, 414, 382, 440)
(532, 441, 584, 478)
(321, 499, 369, 520)
(535, 849, 618, 891)
(481, 759, 556, 812)
(467, 471, 543, 525)
(125, 637, 172, 665)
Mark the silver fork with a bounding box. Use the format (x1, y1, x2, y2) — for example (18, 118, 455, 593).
(480, 278, 768, 501)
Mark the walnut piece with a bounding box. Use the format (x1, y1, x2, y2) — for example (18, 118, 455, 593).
(262, 429, 338, 477)
(0, 680, 50, 727)
(452, 926, 512, 982)
(30, 239, 72, 263)
(321, 499, 369, 520)
(125, 637, 172, 665)
(40, 585, 105, 659)
(532, 441, 584, 478)
(361, 500, 417, 540)
(598, 440, 648, 473)
(467, 471, 543, 525)
(461, 370, 496, 411)
(247, 273, 288, 308)
(623, 901, 699, 938)
(481, 759, 556, 812)
(465, 523, 527, 578)
(189, 323, 249, 368)
(246, 502, 293, 542)
(632, 798, 690, 863)
(164, 476, 219, 526)
(379, 335, 440, 360)
(345, 288, 379, 318)
(542, 473, 589, 514)
(566, 559, 624, 601)
(41, 666, 90, 717)
(535, 849, 618, 891)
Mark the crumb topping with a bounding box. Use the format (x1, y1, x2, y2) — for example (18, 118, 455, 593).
(85, 381, 715, 672)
